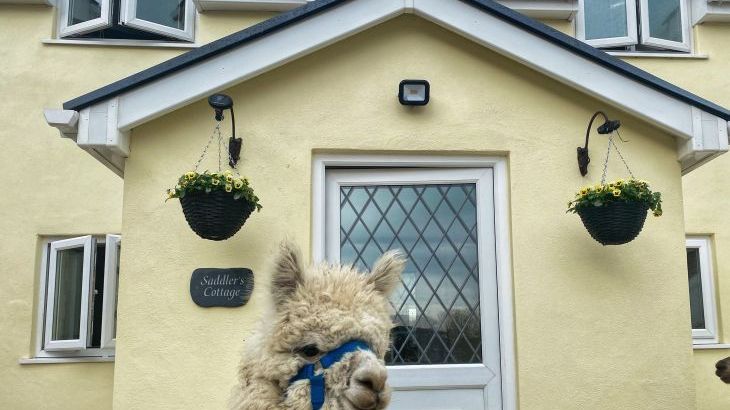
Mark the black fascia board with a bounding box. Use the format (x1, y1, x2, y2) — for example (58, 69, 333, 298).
(63, 0, 730, 121)
(62, 0, 346, 111)
(463, 0, 730, 120)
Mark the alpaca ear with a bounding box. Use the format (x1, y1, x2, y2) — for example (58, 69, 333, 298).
(271, 240, 304, 306)
(368, 250, 406, 296)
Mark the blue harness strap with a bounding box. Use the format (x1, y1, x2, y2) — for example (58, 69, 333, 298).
(289, 340, 371, 410)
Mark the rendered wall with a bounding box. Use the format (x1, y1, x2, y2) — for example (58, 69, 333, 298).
(623, 24, 730, 410)
(0, 5, 270, 409)
(118, 16, 695, 409)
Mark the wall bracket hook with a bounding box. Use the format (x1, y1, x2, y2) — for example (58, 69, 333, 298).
(578, 111, 621, 176)
(208, 94, 242, 168)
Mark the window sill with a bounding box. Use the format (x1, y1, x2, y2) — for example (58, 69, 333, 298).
(42, 39, 199, 49)
(693, 343, 730, 350)
(19, 356, 114, 364)
(608, 51, 709, 59)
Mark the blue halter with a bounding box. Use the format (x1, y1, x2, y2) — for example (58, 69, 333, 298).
(289, 340, 371, 410)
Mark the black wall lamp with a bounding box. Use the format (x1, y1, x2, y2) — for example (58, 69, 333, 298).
(399, 80, 430, 106)
(208, 93, 242, 167)
(577, 111, 622, 176)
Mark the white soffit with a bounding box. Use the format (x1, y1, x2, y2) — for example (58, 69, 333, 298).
(46, 0, 729, 177)
(0, 0, 54, 4)
(194, 0, 579, 20)
(194, 0, 311, 12)
(692, 0, 730, 24)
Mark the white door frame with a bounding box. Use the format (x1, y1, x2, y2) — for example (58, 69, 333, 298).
(311, 154, 517, 410)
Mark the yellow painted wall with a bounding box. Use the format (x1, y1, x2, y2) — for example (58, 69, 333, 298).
(0, 4, 269, 409)
(2, 2, 729, 408)
(119, 16, 695, 409)
(617, 23, 730, 410)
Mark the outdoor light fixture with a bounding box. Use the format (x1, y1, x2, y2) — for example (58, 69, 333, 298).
(398, 80, 430, 106)
(577, 111, 622, 176)
(208, 94, 242, 167)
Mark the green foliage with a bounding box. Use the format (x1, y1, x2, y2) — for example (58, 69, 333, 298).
(567, 178, 662, 217)
(166, 170, 262, 211)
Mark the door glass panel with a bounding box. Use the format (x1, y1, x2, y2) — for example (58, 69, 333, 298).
(52, 247, 85, 341)
(584, 0, 629, 40)
(68, 0, 102, 26)
(136, 0, 186, 30)
(340, 184, 482, 365)
(648, 0, 683, 42)
(687, 248, 705, 329)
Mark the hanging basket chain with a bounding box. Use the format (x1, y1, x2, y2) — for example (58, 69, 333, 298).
(600, 130, 634, 185)
(192, 121, 241, 176)
(610, 130, 635, 180)
(193, 123, 221, 173)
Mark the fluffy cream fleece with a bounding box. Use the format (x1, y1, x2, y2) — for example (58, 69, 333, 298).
(229, 241, 404, 410)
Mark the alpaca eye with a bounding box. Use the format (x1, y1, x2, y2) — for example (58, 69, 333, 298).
(298, 344, 321, 358)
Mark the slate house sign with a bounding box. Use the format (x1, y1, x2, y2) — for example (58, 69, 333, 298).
(190, 268, 254, 307)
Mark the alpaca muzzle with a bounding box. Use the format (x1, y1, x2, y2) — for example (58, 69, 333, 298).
(344, 363, 389, 410)
(289, 340, 373, 410)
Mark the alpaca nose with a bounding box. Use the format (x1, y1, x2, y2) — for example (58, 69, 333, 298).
(717, 360, 727, 371)
(352, 364, 387, 393)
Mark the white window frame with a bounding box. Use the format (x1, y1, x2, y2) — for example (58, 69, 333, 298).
(312, 154, 517, 410)
(576, 0, 639, 48)
(43, 236, 95, 351)
(639, 0, 691, 52)
(100, 234, 120, 349)
(121, 0, 196, 41)
(686, 236, 718, 345)
(34, 236, 118, 359)
(58, 0, 113, 37)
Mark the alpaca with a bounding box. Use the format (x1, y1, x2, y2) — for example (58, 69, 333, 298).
(716, 357, 730, 384)
(229, 241, 405, 410)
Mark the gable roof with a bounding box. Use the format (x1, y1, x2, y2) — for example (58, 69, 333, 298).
(63, 0, 730, 120)
(47, 0, 729, 177)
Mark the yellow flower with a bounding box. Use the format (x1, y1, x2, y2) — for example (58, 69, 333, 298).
(225, 175, 233, 183)
(225, 183, 233, 192)
(223, 170, 233, 176)
(653, 211, 662, 217)
(234, 179, 243, 189)
(211, 178, 220, 186)
(185, 171, 197, 180)
(612, 189, 621, 197)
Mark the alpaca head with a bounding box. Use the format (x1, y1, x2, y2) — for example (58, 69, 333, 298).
(269, 241, 405, 410)
(716, 357, 730, 384)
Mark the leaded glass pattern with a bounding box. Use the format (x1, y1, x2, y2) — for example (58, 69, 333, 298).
(339, 183, 482, 365)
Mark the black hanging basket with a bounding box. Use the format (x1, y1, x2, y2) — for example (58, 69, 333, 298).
(180, 190, 255, 241)
(577, 201, 649, 245)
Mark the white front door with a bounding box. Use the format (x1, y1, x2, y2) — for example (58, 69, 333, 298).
(324, 167, 502, 410)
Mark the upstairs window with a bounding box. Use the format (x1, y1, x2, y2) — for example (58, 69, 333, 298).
(38, 235, 120, 358)
(58, 0, 195, 42)
(577, 0, 691, 52)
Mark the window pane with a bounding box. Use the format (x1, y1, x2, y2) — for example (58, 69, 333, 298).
(136, 0, 186, 30)
(68, 0, 102, 26)
(687, 248, 705, 329)
(648, 0, 683, 42)
(52, 247, 85, 341)
(113, 242, 120, 338)
(584, 0, 629, 40)
(89, 244, 106, 348)
(340, 184, 482, 365)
